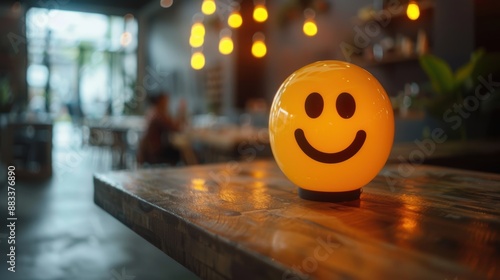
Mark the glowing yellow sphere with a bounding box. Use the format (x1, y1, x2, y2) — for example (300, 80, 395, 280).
(201, 0, 216, 15)
(189, 35, 204, 48)
(407, 2, 420, 20)
(303, 19, 318, 36)
(228, 11, 243, 28)
(191, 23, 205, 37)
(253, 5, 268, 23)
(251, 40, 267, 58)
(269, 61, 394, 201)
(191, 52, 205, 70)
(219, 36, 234, 55)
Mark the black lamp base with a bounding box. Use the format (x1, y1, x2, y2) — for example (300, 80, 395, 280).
(298, 188, 361, 202)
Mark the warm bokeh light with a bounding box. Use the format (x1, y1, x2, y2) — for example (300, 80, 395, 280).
(191, 178, 206, 185)
(407, 1, 420, 20)
(219, 36, 234, 55)
(191, 178, 207, 191)
(252, 40, 267, 58)
(124, 13, 134, 22)
(191, 22, 205, 37)
(201, 0, 216, 15)
(252, 170, 265, 178)
(254, 181, 265, 188)
(160, 0, 173, 8)
(189, 22, 204, 47)
(191, 51, 205, 70)
(120, 31, 132, 46)
(189, 35, 204, 48)
(253, 4, 268, 23)
(228, 11, 243, 28)
(303, 19, 318, 36)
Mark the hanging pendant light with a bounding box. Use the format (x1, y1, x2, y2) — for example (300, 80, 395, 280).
(407, 1, 420, 20)
(251, 32, 267, 58)
(219, 29, 234, 55)
(228, 5, 243, 28)
(202, 0, 216, 15)
(191, 50, 205, 70)
(253, 1, 268, 23)
(303, 8, 318, 37)
(189, 22, 205, 48)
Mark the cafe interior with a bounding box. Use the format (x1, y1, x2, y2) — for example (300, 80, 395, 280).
(0, 0, 499, 279)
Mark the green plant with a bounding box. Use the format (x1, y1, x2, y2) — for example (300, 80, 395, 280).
(419, 49, 500, 138)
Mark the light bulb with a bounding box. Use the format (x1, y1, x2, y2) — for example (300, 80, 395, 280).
(253, 4, 268, 23)
(190, 22, 205, 47)
(191, 22, 205, 37)
(219, 36, 234, 55)
(189, 35, 204, 48)
(120, 32, 132, 46)
(191, 51, 205, 70)
(407, 1, 420, 20)
(303, 19, 318, 36)
(252, 33, 267, 58)
(124, 13, 134, 22)
(228, 11, 243, 28)
(160, 0, 173, 8)
(252, 41, 266, 58)
(201, 0, 216, 15)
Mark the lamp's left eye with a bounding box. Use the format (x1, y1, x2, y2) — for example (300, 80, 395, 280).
(305, 92, 323, 119)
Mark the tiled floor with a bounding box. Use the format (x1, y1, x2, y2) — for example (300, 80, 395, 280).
(0, 122, 199, 280)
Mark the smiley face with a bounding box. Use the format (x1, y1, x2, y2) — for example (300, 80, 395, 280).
(295, 92, 366, 163)
(269, 60, 394, 193)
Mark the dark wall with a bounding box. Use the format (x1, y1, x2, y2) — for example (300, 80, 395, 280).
(0, 4, 28, 112)
(475, 0, 500, 52)
(433, 0, 475, 69)
(234, 0, 266, 109)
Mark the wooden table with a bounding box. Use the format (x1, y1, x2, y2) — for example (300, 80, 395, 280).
(94, 160, 500, 279)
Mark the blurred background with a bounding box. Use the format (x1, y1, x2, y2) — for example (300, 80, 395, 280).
(0, 0, 499, 279)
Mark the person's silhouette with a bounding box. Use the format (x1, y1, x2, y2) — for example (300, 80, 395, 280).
(137, 92, 181, 166)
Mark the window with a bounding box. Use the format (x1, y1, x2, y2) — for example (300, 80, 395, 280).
(26, 8, 137, 119)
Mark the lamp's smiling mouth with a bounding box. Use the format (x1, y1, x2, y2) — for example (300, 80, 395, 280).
(294, 129, 366, 163)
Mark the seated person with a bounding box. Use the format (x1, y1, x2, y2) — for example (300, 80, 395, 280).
(137, 92, 181, 166)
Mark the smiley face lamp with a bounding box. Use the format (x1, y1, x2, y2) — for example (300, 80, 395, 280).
(269, 61, 394, 202)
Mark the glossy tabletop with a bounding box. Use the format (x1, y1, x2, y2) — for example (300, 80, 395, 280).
(94, 160, 500, 280)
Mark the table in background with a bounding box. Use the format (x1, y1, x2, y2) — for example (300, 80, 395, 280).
(1, 119, 53, 180)
(182, 125, 270, 163)
(84, 116, 271, 168)
(94, 160, 500, 279)
(389, 139, 500, 173)
(84, 116, 144, 169)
